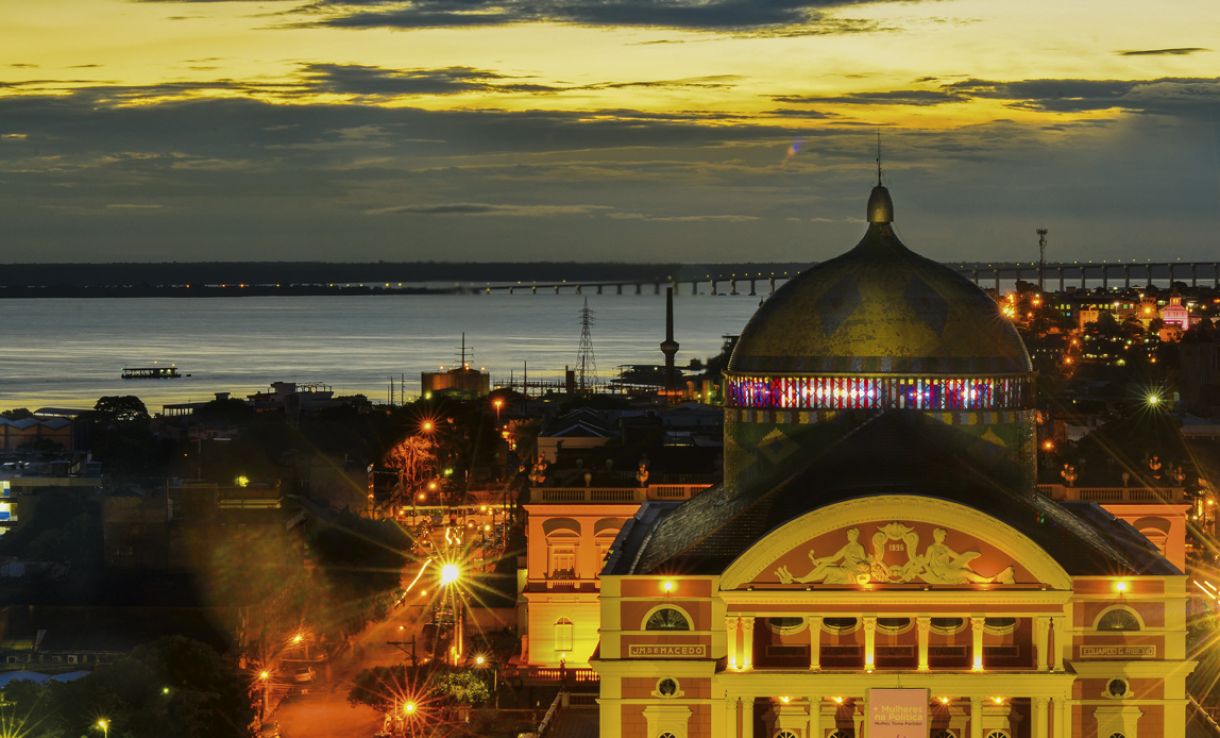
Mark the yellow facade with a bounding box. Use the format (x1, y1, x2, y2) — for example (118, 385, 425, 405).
(593, 495, 1193, 738)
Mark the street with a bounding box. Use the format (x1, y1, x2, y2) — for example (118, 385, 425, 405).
(275, 566, 436, 738)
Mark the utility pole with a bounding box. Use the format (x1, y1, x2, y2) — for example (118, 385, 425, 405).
(1037, 228, 1048, 293)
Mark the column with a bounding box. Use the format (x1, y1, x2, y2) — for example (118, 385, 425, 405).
(726, 616, 741, 670)
(1031, 696, 1049, 738)
(741, 617, 755, 671)
(808, 697, 823, 738)
(806, 615, 823, 671)
(1034, 616, 1051, 671)
(1051, 615, 1067, 671)
(916, 616, 931, 671)
(724, 696, 740, 738)
(970, 616, 985, 671)
(1052, 695, 1071, 738)
(863, 616, 877, 672)
(741, 696, 754, 738)
(970, 696, 983, 738)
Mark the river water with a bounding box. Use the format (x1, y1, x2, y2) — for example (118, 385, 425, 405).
(0, 294, 763, 411)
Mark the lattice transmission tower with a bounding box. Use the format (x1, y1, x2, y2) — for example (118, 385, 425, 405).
(576, 298, 599, 391)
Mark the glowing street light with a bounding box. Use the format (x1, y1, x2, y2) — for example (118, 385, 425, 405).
(440, 563, 461, 587)
(95, 718, 110, 738)
(403, 700, 418, 716)
(420, 420, 435, 434)
(1145, 391, 1162, 408)
(474, 654, 487, 667)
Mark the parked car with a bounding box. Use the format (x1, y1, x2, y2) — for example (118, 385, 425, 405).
(292, 666, 316, 683)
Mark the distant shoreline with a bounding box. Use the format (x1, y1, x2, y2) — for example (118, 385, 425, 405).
(0, 285, 457, 299)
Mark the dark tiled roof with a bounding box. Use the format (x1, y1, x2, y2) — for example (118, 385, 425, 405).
(607, 411, 1177, 578)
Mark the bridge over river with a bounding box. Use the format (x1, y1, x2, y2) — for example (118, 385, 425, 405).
(465, 261, 1220, 296)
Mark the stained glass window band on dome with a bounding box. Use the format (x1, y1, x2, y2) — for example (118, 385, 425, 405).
(725, 374, 1033, 411)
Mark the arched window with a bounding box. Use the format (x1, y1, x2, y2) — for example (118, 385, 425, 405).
(1108, 734, 1127, 738)
(931, 618, 965, 635)
(554, 617, 574, 652)
(934, 731, 958, 738)
(985, 731, 1010, 738)
(776, 732, 798, 738)
(658, 733, 677, 738)
(544, 519, 580, 580)
(767, 617, 806, 635)
(645, 607, 691, 631)
(1096, 608, 1141, 632)
(828, 732, 851, 738)
(822, 617, 859, 634)
(984, 617, 1017, 635)
(877, 617, 912, 634)
(594, 518, 625, 563)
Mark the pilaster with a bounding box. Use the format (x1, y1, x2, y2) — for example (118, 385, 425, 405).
(970, 616, 986, 671)
(806, 615, 823, 671)
(863, 616, 877, 672)
(916, 616, 931, 671)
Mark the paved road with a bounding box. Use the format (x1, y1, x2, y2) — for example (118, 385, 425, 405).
(276, 570, 434, 738)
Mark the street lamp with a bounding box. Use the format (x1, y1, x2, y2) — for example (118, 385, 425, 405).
(95, 718, 110, 738)
(492, 397, 504, 422)
(440, 562, 461, 587)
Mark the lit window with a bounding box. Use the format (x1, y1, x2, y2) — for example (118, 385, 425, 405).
(554, 618, 574, 652)
(1096, 608, 1141, 632)
(645, 608, 690, 631)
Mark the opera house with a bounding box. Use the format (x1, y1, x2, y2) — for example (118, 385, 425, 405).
(588, 181, 1193, 738)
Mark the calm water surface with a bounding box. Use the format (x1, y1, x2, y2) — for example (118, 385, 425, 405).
(0, 294, 762, 410)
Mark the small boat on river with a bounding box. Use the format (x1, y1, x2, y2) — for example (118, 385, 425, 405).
(121, 366, 186, 379)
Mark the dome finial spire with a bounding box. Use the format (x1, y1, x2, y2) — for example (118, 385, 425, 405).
(876, 129, 883, 185)
(866, 132, 893, 224)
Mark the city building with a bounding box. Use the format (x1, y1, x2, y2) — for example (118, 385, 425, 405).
(591, 182, 1192, 738)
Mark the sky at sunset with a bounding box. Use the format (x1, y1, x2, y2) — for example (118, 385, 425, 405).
(1, 0, 1217, 263)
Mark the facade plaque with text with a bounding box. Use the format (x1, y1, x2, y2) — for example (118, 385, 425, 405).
(627, 644, 707, 658)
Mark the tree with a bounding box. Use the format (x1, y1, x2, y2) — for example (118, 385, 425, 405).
(1, 637, 253, 738)
(94, 395, 151, 426)
(385, 434, 437, 493)
(349, 665, 416, 713)
(432, 670, 490, 708)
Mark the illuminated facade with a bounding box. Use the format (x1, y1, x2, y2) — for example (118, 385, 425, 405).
(591, 182, 1192, 738)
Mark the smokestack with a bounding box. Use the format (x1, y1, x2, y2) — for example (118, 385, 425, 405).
(660, 286, 680, 399)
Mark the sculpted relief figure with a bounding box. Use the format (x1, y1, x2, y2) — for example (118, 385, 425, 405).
(905, 527, 1016, 585)
(775, 528, 870, 585)
(775, 525, 1015, 586)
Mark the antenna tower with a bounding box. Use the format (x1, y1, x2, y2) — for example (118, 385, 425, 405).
(576, 298, 599, 392)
